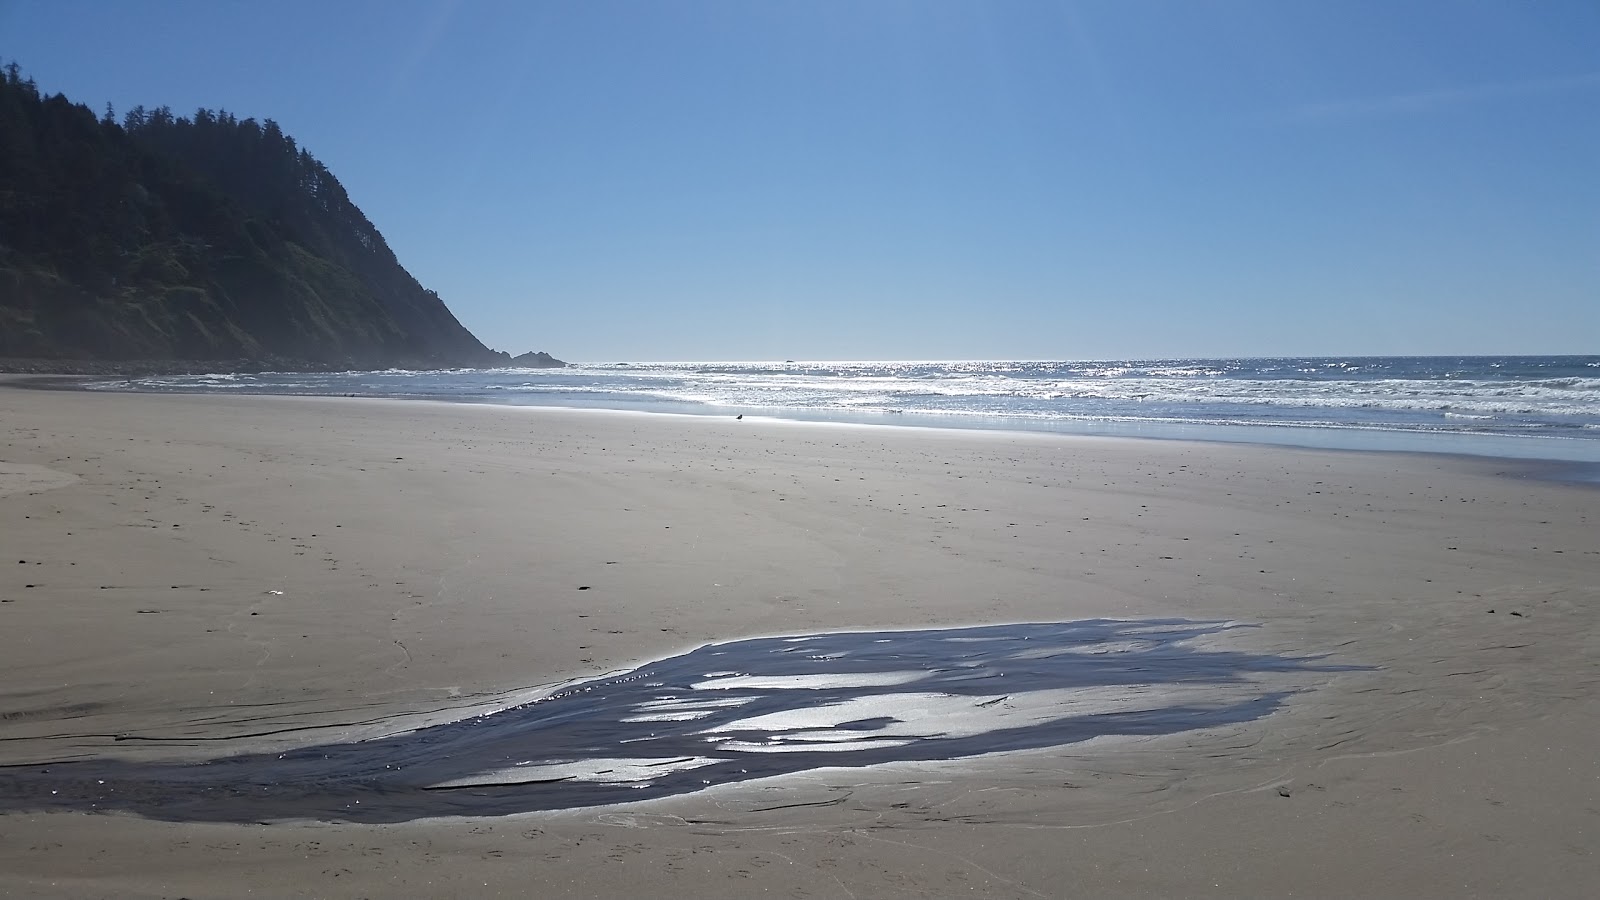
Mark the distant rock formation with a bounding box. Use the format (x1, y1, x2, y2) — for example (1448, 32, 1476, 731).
(508, 350, 567, 368)
(0, 58, 556, 372)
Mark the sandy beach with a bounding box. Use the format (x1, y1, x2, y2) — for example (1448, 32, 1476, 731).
(1, 385, 1596, 898)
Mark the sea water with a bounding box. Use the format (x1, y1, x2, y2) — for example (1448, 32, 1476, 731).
(98, 356, 1600, 464)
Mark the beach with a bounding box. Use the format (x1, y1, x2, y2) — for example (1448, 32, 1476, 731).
(2, 386, 1596, 898)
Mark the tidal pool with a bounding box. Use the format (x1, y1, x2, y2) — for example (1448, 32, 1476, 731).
(0, 619, 1365, 822)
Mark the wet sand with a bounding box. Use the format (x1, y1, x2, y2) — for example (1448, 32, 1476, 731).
(2, 619, 1366, 822)
(1, 387, 1596, 898)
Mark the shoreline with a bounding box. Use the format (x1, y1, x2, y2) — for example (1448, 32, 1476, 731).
(12, 372, 1600, 484)
(2, 387, 1597, 897)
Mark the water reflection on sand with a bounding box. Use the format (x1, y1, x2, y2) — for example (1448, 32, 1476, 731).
(0, 619, 1366, 823)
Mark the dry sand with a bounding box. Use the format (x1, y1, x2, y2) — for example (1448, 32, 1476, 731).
(1, 386, 1595, 898)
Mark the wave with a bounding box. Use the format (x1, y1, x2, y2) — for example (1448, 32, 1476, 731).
(101, 356, 1600, 447)
(537, 370, 1600, 419)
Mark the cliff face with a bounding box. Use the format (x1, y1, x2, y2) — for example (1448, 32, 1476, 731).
(0, 61, 512, 368)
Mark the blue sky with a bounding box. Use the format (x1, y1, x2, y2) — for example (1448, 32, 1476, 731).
(5, 0, 1597, 361)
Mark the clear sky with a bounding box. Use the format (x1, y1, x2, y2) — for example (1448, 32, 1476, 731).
(5, 0, 1597, 361)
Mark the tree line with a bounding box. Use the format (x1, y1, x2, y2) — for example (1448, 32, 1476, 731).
(0, 58, 496, 365)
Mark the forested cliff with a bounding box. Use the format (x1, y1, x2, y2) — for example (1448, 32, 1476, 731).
(0, 60, 542, 369)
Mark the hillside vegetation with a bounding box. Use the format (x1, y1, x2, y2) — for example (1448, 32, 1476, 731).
(0, 59, 539, 369)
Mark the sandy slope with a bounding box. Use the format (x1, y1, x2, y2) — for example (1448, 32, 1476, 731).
(1, 387, 1595, 898)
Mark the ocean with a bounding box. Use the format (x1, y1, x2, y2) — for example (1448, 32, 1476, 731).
(95, 356, 1600, 465)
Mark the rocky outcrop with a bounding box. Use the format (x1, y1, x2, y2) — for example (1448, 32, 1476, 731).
(509, 350, 567, 368)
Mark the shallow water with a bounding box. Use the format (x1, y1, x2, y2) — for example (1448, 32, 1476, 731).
(0, 620, 1367, 823)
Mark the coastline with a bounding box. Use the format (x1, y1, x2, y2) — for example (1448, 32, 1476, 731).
(2, 387, 1596, 897)
(15, 368, 1600, 480)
